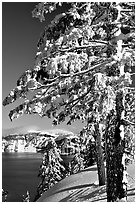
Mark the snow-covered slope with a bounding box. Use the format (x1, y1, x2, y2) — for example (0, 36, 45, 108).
(37, 162, 135, 202)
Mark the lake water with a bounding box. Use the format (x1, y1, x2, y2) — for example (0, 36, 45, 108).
(2, 152, 43, 202)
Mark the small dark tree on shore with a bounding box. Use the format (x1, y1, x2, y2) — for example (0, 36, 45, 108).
(22, 191, 30, 202)
(2, 189, 8, 202)
(3, 2, 135, 202)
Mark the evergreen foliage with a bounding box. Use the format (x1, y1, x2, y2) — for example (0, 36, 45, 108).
(34, 138, 66, 200)
(3, 2, 135, 202)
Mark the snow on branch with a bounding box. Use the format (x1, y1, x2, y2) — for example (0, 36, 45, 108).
(58, 40, 109, 52)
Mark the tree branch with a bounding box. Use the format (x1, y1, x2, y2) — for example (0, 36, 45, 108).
(38, 59, 113, 89)
(121, 9, 134, 12)
(65, 83, 93, 109)
(58, 41, 108, 52)
(121, 119, 135, 126)
(122, 43, 135, 47)
(125, 87, 135, 90)
(129, 73, 135, 76)
(28, 59, 113, 91)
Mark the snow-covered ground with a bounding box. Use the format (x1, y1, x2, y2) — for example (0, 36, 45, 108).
(37, 161, 135, 202)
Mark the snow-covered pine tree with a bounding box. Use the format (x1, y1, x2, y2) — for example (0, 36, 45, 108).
(3, 2, 135, 201)
(34, 138, 66, 200)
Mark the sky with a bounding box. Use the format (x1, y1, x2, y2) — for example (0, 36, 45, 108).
(2, 2, 135, 134)
(2, 2, 84, 133)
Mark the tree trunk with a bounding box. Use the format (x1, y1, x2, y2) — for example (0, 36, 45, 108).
(105, 103, 126, 201)
(94, 123, 106, 186)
